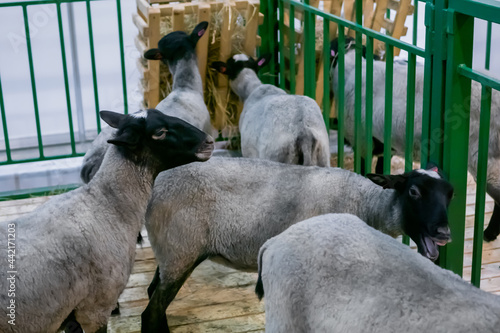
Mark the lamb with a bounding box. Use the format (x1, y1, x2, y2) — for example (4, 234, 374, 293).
(0, 109, 214, 333)
(141, 157, 453, 332)
(80, 21, 213, 183)
(330, 37, 500, 241)
(256, 213, 500, 333)
(212, 55, 330, 166)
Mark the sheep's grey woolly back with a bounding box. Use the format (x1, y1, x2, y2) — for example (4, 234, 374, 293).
(147, 157, 400, 273)
(258, 213, 500, 333)
(231, 68, 330, 167)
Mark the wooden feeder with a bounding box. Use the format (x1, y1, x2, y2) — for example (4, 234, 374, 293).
(134, 0, 264, 131)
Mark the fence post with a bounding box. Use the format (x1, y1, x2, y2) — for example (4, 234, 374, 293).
(441, 9, 474, 275)
(259, 0, 278, 84)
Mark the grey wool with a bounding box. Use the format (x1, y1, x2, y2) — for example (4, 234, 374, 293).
(256, 213, 500, 333)
(141, 157, 453, 332)
(213, 54, 330, 166)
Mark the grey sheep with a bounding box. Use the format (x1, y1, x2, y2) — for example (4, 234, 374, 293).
(212, 55, 330, 166)
(256, 213, 500, 333)
(141, 157, 453, 332)
(80, 21, 213, 183)
(0, 109, 214, 333)
(330, 37, 500, 241)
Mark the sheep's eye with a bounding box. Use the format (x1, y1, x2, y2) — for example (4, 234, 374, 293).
(408, 185, 421, 199)
(152, 128, 168, 140)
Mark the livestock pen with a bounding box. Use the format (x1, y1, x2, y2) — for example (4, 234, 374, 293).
(0, 0, 499, 331)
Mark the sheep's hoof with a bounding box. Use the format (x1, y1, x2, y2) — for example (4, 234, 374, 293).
(484, 229, 498, 242)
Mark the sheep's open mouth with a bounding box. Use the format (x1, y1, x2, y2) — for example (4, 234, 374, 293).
(422, 235, 451, 261)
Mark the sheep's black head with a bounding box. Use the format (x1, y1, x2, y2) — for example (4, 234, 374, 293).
(330, 37, 380, 67)
(100, 109, 214, 174)
(143, 21, 208, 65)
(211, 53, 272, 80)
(367, 164, 454, 261)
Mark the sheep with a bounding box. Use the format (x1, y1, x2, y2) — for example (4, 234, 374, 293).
(141, 157, 454, 332)
(0, 109, 214, 333)
(330, 37, 500, 241)
(80, 21, 213, 184)
(256, 213, 500, 333)
(211, 54, 330, 166)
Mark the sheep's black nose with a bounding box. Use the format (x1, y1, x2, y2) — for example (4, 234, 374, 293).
(205, 135, 215, 145)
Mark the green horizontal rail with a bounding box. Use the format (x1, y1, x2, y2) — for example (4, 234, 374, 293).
(457, 65, 500, 91)
(449, 0, 500, 24)
(0, 153, 84, 166)
(282, 0, 426, 57)
(0, 0, 107, 7)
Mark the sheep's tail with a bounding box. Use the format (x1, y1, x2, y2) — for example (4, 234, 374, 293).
(297, 133, 315, 166)
(255, 244, 267, 301)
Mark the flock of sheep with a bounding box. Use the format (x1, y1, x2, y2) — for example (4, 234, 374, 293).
(1, 21, 500, 333)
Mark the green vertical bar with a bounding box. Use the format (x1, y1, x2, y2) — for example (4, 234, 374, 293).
(279, 0, 285, 90)
(23, 5, 44, 158)
(471, 85, 492, 287)
(421, 1, 433, 164)
(86, 0, 101, 132)
(429, 0, 447, 166)
(0, 74, 12, 162)
(323, 18, 330, 131)
(116, 0, 128, 114)
(56, 2, 76, 155)
(413, 0, 418, 46)
(485, 21, 491, 70)
(289, 4, 296, 94)
(402, 53, 416, 246)
(353, 0, 362, 174)
(442, 12, 473, 276)
(337, 27, 345, 168)
(303, 0, 316, 99)
(365, 36, 374, 175)
(383, 44, 393, 174)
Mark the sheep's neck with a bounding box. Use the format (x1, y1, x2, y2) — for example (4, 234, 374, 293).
(361, 188, 403, 237)
(169, 55, 203, 95)
(231, 68, 262, 102)
(90, 146, 154, 227)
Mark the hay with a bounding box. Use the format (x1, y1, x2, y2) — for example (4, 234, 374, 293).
(139, 0, 254, 140)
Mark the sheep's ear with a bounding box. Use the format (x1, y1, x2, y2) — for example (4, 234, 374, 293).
(256, 54, 272, 69)
(108, 129, 140, 148)
(367, 173, 407, 190)
(100, 111, 125, 129)
(144, 48, 163, 60)
(330, 39, 339, 58)
(190, 21, 209, 44)
(425, 161, 440, 173)
(211, 61, 228, 74)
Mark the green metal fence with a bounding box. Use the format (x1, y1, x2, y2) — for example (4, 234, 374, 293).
(260, 0, 500, 283)
(0, 0, 128, 166)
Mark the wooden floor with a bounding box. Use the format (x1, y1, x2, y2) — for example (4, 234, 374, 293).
(1, 173, 499, 332)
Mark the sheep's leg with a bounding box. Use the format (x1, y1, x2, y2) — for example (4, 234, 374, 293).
(95, 325, 107, 333)
(141, 259, 204, 333)
(148, 266, 161, 299)
(484, 203, 500, 242)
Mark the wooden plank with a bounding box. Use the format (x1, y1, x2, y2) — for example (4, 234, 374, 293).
(146, 7, 161, 108)
(215, 3, 237, 130)
(173, 6, 185, 32)
(391, 0, 413, 55)
(134, 35, 148, 56)
(197, 3, 211, 90)
(137, 0, 150, 22)
(371, 0, 389, 56)
(132, 13, 149, 39)
(243, 1, 260, 56)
